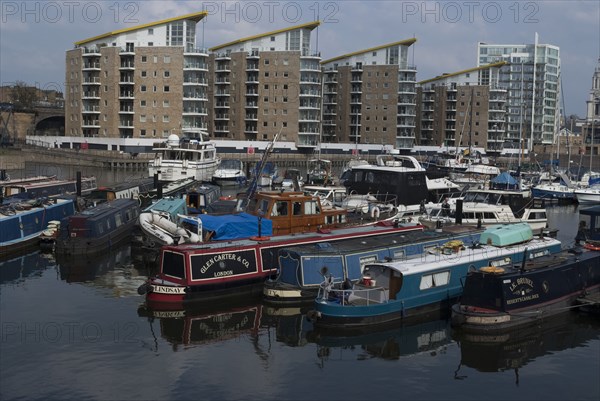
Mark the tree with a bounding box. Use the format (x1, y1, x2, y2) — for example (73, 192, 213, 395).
(11, 81, 37, 109)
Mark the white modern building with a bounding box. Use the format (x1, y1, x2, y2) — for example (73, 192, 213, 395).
(477, 35, 561, 151)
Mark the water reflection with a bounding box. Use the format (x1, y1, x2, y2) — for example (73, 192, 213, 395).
(55, 243, 152, 297)
(0, 250, 56, 285)
(306, 319, 452, 364)
(452, 312, 600, 383)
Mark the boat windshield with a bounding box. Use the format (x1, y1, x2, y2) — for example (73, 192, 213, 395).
(219, 159, 241, 169)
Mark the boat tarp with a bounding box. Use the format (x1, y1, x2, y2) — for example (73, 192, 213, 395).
(490, 172, 518, 185)
(199, 212, 272, 240)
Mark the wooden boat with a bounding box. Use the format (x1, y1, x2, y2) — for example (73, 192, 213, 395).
(54, 198, 140, 256)
(0, 197, 76, 258)
(137, 190, 424, 307)
(451, 247, 600, 333)
(306, 223, 562, 330)
(184, 183, 222, 214)
(263, 226, 482, 304)
(148, 133, 220, 182)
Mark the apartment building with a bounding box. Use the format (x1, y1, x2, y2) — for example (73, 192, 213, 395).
(207, 21, 321, 148)
(477, 37, 561, 151)
(320, 39, 417, 149)
(416, 62, 507, 153)
(65, 11, 209, 139)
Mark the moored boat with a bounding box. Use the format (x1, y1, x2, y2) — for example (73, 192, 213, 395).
(0, 197, 76, 259)
(212, 159, 247, 187)
(54, 198, 140, 256)
(451, 247, 600, 333)
(137, 190, 424, 308)
(264, 226, 482, 304)
(148, 133, 220, 182)
(307, 223, 562, 330)
(138, 197, 202, 247)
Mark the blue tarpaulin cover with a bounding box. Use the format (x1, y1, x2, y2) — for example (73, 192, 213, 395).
(490, 172, 518, 185)
(199, 212, 273, 240)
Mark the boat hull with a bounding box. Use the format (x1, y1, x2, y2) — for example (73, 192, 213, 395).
(451, 249, 600, 333)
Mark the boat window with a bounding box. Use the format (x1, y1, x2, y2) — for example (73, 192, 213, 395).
(162, 251, 185, 279)
(489, 257, 511, 267)
(106, 218, 111, 231)
(393, 250, 405, 259)
(258, 199, 270, 215)
(97, 222, 104, 235)
(484, 212, 495, 219)
(359, 255, 377, 273)
(419, 270, 450, 290)
(365, 172, 375, 183)
(292, 201, 302, 216)
(304, 200, 319, 215)
(272, 201, 288, 217)
(115, 213, 123, 227)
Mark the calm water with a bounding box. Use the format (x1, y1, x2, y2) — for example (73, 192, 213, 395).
(1, 166, 599, 400)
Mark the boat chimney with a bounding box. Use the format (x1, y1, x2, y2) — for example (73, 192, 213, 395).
(0, 170, 6, 180)
(153, 173, 159, 189)
(157, 182, 163, 199)
(76, 171, 82, 197)
(520, 248, 528, 273)
(455, 199, 463, 225)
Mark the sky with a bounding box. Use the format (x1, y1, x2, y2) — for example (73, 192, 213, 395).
(1, 0, 599, 117)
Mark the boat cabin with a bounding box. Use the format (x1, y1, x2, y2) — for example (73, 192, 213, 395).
(66, 198, 140, 239)
(577, 205, 600, 243)
(245, 191, 347, 235)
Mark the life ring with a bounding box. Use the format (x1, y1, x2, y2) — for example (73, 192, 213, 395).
(370, 206, 380, 219)
(479, 266, 505, 274)
(583, 241, 600, 251)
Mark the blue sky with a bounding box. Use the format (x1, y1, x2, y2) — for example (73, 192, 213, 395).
(1, 0, 598, 117)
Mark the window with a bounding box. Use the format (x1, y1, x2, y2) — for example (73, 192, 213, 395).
(140, 129, 146, 136)
(148, 42, 154, 46)
(140, 100, 146, 107)
(141, 56, 147, 62)
(164, 71, 170, 78)
(141, 85, 147, 92)
(163, 100, 170, 107)
(264, 59, 270, 65)
(141, 71, 147, 77)
(148, 28, 154, 35)
(164, 56, 171, 63)
(163, 115, 170, 122)
(164, 86, 170, 92)
(419, 271, 450, 290)
(140, 115, 146, 122)
(270, 36, 275, 41)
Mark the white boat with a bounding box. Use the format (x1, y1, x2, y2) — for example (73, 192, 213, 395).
(212, 159, 246, 187)
(420, 188, 548, 232)
(450, 164, 502, 189)
(574, 185, 600, 204)
(138, 197, 203, 247)
(148, 133, 220, 182)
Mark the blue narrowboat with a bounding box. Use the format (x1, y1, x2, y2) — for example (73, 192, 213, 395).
(264, 227, 482, 304)
(0, 197, 76, 258)
(54, 198, 140, 256)
(307, 223, 563, 329)
(451, 247, 600, 332)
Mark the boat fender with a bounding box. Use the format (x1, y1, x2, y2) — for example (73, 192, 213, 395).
(479, 266, 505, 274)
(137, 283, 150, 295)
(370, 206, 380, 219)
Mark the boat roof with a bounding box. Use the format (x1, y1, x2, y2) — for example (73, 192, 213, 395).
(579, 205, 600, 217)
(162, 223, 425, 254)
(74, 198, 138, 220)
(367, 235, 559, 277)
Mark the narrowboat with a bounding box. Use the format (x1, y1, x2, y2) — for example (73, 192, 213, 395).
(450, 247, 600, 333)
(0, 197, 76, 258)
(137, 190, 424, 308)
(2, 175, 97, 200)
(54, 198, 140, 256)
(307, 223, 562, 330)
(184, 183, 222, 214)
(264, 226, 482, 304)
